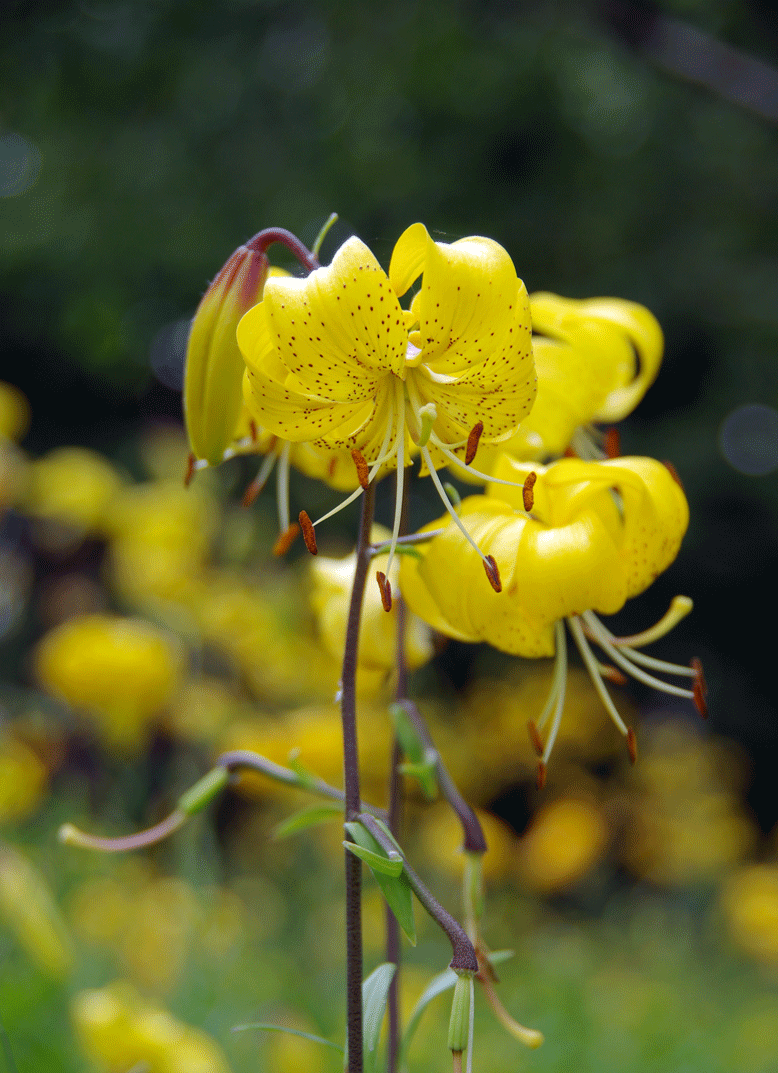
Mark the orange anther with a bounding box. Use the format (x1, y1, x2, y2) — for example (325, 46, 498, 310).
(242, 478, 262, 508)
(563, 446, 578, 458)
(299, 510, 318, 555)
(465, 421, 484, 466)
(249, 420, 258, 442)
(351, 449, 370, 490)
(376, 570, 392, 612)
(536, 761, 547, 790)
(691, 657, 708, 717)
(272, 522, 300, 557)
(522, 471, 537, 513)
(527, 720, 544, 757)
(184, 452, 196, 487)
(627, 726, 637, 764)
(599, 664, 628, 686)
(604, 428, 620, 458)
(483, 555, 501, 592)
(328, 456, 338, 477)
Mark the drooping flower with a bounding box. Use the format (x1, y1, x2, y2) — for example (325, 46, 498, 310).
(456, 292, 664, 478)
(238, 223, 536, 579)
(399, 455, 704, 778)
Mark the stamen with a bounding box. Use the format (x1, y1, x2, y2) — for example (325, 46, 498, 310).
(272, 522, 300, 557)
(249, 419, 258, 442)
(429, 434, 532, 492)
(540, 620, 567, 765)
(376, 570, 392, 612)
(242, 450, 278, 508)
(465, 422, 484, 466)
(527, 721, 544, 757)
(482, 556, 502, 593)
(382, 381, 407, 581)
(421, 443, 502, 589)
(604, 428, 620, 458)
(276, 441, 291, 532)
(606, 595, 693, 648)
(536, 761, 547, 791)
(522, 471, 537, 513)
(627, 726, 637, 764)
(568, 616, 629, 738)
(580, 611, 695, 701)
(597, 663, 628, 685)
(184, 452, 196, 487)
(299, 510, 318, 555)
(691, 657, 708, 717)
(352, 448, 370, 490)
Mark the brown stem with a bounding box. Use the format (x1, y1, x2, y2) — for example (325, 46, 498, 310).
(341, 479, 376, 1073)
(244, 227, 319, 273)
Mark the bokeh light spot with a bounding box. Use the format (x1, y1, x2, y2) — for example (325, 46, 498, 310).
(719, 403, 778, 476)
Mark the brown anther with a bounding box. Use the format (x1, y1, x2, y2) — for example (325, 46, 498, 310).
(272, 522, 300, 556)
(184, 452, 195, 487)
(465, 420, 484, 466)
(663, 460, 685, 490)
(242, 477, 263, 508)
(626, 726, 638, 765)
(483, 555, 502, 592)
(527, 720, 544, 757)
(536, 760, 547, 790)
(328, 456, 338, 477)
(599, 665, 628, 686)
(522, 471, 537, 513)
(249, 420, 258, 442)
(299, 510, 318, 555)
(376, 570, 392, 612)
(351, 448, 370, 490)
(603, 427, 621, 458)
(691, 656, 708, 718)
(563, 446, 578, 458)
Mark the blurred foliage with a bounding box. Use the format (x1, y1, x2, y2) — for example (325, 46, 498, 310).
(2, 1, 778, 1070)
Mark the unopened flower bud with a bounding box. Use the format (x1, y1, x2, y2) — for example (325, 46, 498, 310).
(184, 244, 270, 467)
(447, 971, 474, 1054)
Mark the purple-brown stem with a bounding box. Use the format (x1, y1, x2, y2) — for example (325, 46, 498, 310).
(341, 479, 376, 1073)
(244, 227, 320, 273)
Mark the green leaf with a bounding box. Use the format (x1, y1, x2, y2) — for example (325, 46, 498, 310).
(343, 841, 404, 877)
(398, 756, 438, 801)
(362, 963, 397, 1071)
(232, 1023, 344, 1053)
(273, 804, 343, 839)
(344, 823, 416, 945)
(388, 702, 425, 764)
(286, 750, 319, 789)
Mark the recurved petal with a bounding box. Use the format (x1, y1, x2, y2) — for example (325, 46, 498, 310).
(242, 364, 382, 444)
(244, 237, 407, 398)
(600, 456, 689, 597)
(403, 229, 527, 379)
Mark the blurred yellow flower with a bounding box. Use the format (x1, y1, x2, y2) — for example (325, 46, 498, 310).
(34, 613, 183, 753)
(401, 456, 699, 774)
(0, 841, 73, 978)
(720, 865, 778, 968)
(310, 525, 433, 689)
(0, 380, 30, 443)
(0, 733, 48, 823)
(20, 446, 123, 542)
(515, 796, 609, 894)
(72, 980, 232, 1073)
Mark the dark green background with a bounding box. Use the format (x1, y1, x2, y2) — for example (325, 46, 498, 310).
(2, 0, 777, 816)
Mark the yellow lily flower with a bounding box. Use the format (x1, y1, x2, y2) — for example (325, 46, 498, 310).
(238, 223, 535, 577)
(400, 456, 704, 776)
(460, 292, 663, 475)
